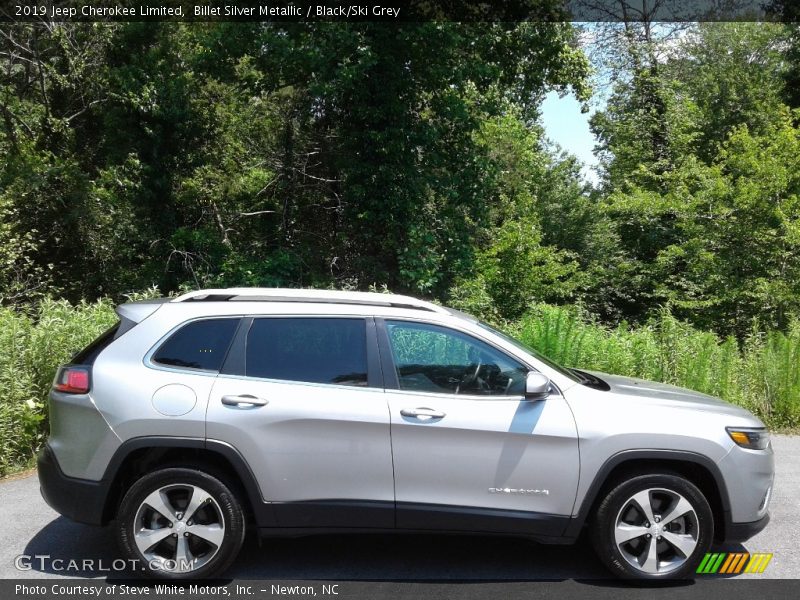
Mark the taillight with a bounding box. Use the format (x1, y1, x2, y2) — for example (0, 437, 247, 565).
(53, 366, 90, 394)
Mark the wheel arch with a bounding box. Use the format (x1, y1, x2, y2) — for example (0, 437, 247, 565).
(565, 450, 731, 542)
(101, 437, 274, 527)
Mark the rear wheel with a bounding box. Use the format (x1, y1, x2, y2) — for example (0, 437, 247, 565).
(591, 474, 713, 579)
(117, 468, 245, 579)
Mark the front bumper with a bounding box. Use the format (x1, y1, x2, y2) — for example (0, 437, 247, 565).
(717, 441, 774, 520)
(37, 443, 110, 526)
(722, 512, 771, 544)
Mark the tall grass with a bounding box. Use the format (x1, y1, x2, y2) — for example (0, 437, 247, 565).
(0, 298, 798, 477)
(512, 304, 800, 429)
(0, 299, 116, 476)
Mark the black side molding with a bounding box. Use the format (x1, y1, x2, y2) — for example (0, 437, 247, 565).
(397, 502, 570, 538)
(271, 499, 394, 529)
(267, 499, 570, 538)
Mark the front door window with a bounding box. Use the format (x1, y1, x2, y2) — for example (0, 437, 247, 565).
(385, 321, 527, 396)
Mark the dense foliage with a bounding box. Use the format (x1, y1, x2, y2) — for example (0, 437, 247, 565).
(4, 20, 799, 336)
(586, 22, 800, 336)
(0, 20, 588, 301)
(0, 299, 116, 475)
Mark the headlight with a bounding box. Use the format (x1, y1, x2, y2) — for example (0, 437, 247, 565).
(726, 427, 770, 450)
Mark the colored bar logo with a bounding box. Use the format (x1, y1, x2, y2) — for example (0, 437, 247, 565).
(696, 552, 773, 574)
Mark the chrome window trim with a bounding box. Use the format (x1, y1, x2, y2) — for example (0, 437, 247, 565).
(210, 371, 384, 393)
(383, 387, 563, 401)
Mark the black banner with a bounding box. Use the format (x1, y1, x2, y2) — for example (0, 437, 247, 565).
(0, 0, 795, 23)
(5, 578, 800, 600)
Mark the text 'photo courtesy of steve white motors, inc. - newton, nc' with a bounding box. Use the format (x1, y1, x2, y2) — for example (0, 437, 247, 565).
(15, 3, 402, 18)
(14, 583, 340, 597)
(14, 581, 343, 600)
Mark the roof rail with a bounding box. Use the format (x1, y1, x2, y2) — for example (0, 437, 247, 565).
(171, 288, 450, 314)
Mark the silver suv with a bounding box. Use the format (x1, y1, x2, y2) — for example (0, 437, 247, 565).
(38, 288, 774, 580)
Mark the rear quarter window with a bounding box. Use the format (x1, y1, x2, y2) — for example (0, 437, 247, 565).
(152, 318, 239, 371)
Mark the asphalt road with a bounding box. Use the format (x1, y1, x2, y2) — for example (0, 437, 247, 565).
(0, 436, 796, 582)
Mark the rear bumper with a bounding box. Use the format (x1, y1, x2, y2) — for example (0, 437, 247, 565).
(37, 443, 109, 526)
(723, 512, 770, 544)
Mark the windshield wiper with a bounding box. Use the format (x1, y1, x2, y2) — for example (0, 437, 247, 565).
(569, 367, 590, 383)
(570, 368, 611, 391)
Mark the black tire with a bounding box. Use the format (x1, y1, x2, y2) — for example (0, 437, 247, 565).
(117, 467, 245, 579)
(591, 473, 713, 580)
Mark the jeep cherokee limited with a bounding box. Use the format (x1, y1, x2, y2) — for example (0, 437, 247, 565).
(38, 288, 774, 580)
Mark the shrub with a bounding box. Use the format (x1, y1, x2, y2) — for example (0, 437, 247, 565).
(0, 299, 116, 476)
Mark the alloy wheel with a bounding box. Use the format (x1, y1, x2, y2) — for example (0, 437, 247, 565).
(132, 483, 225, 573)
(613, 487, 700, 575)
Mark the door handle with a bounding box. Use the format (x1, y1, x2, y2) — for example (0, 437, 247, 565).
(400, 407, 446, 419)
(221, 394, 268, 408)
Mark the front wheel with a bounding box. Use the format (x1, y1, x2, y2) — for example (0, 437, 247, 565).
(117, 468, 246, 579)
(591, 474, 713, 579)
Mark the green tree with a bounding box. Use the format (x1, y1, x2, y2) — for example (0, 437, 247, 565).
(657, 114, 800, 335)
(584, 21, 799, 333)
(670, 22, 789, 162)
(1, 20, 590, 301)
(447, 111, 585, 320)
(238, 22, 590, 294)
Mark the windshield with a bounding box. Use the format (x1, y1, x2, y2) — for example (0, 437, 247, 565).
(476, 321, 580, 382)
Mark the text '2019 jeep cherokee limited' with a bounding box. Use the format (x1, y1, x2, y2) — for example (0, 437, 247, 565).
(38, 288, 774, 580)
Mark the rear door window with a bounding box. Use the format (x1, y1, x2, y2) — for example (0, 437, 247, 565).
(152, 318, 239, 371)
(246, 318, 368, 387)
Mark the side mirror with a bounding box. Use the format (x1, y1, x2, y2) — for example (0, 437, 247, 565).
(525, 371, 551, 400)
